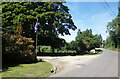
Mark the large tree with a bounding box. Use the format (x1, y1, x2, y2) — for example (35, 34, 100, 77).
(2, 2, 77, 53)
(2, 2, 76, 36)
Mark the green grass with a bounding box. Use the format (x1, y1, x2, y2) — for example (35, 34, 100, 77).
(77, 53, 102, 56)
(2, 62, 53, 77)
(99, 51, 103, 54)
(0, 73, 2, 79)
(104, 47, 120, 52)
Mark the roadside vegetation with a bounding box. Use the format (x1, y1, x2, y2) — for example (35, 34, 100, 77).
(95, 49, 103, 54)
(104, 47, 120, 52)
(76, 49, 103, 56)
(103, 7, 120, 52)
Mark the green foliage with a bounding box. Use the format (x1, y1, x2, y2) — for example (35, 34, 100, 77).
(95, 48, 103, 54)
(38, 45, 76, 53)
(38, 36, 66, 53)
(104, 47, 120, 52)
(75, 29, 102, 53)
(69, 41, 76, 50)
(62, 29, 102, 54)
(2, 33, 35, 65)
(2, 2, 76, 37)
(105, 9, 120, 48)
(64, 41, 76, 51)
(106, 18, 118, 48)
(2, 2, 77, 52)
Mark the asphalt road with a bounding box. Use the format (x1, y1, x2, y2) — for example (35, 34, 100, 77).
(51, 48, 118, 77)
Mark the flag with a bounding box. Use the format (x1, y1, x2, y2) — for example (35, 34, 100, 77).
(35, 21, 38, 33)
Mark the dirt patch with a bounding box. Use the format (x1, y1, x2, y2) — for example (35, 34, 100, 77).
(38, 58, 68, 74)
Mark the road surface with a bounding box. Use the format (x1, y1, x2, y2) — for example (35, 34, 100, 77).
(38, 48, 118, 77)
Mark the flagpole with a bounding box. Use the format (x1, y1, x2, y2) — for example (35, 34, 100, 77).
(36, 30, 38, 59)
(35, 18, 38, 59)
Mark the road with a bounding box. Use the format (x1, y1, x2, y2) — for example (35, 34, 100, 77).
(38, 48, 118, 77)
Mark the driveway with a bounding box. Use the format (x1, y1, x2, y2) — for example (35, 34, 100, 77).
(37, 48, 118, 77)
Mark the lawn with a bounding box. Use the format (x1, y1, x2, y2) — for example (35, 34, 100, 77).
(2, 62, 53, 77)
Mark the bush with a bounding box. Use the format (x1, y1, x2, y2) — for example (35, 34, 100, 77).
(95, 49, 102, 54)
(2, 33, 36, 65)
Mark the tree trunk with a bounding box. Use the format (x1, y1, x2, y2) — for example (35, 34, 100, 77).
(57, 49, 58, 53)
(52, 48, 55, 53)
(39, 46, 41, 53)
(42, 48, 44, 53)
(115, 42, 117, 48)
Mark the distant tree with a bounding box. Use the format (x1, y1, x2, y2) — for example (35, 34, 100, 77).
(69, 41, 76, 50)
(103, 40, 106, 48)
(94, 34, 102, 48)
(106, 17, 120, 48)
(64, 43, 70, 53)
(75, 29, 102, 53)
(105, 6, 120, 48)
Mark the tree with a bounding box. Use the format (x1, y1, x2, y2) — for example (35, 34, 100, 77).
(103, 40, 106, 48)
(69, 41, 76, 50)
(106, 17, 120, 48)
(2, 2, 76, 37)
(2, 33, 35, 65)
(94, 34, 102, 48)
(2, 2, 77, 53)
(117, 5, 120, 48)
(50, 37, 66, 53)
(75, 29, 102, 53)
(105, 5, 120, 49)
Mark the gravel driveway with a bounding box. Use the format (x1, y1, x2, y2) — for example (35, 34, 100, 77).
(37, 54, 100, 76)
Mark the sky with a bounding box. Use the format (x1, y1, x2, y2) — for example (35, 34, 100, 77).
(59, 2, 118, 43)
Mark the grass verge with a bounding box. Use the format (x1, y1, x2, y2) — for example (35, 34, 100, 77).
(104, 48, 120, 52)
(2, 62, 52, 77)
(77, 49, 103, 56)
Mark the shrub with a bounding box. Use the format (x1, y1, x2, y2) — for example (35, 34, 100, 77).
(2, 33, 35, 65)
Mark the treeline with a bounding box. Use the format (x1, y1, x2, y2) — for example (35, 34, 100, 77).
(37, 29, 102, 55)
(103, 6, 120, 50)
(64, 29, 102, 54)
(2, 2, 76, 64)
